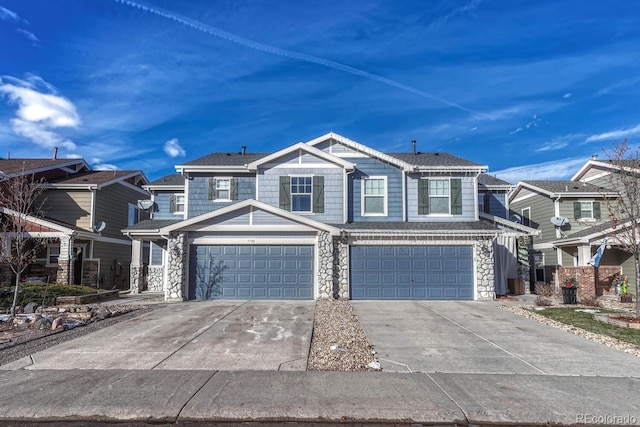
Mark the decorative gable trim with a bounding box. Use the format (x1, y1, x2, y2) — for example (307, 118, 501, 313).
(305, 132, 413, 170)
(246, 142, 354, 171)
(158, 199, 341, 235)
(571, 159, 640, 182)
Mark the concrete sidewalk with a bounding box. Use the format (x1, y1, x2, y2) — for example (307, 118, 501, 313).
(0, 370, 638, 425)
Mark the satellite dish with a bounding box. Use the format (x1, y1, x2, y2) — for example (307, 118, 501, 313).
(93, 221, 106, 233)
(137, 199, 154, 210)
(550, 216, 569, 227)
(510, 214, 522, 224)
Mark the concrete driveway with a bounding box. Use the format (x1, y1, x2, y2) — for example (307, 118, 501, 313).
(4, 300, 314, 371)
(352, 300, 640, 376)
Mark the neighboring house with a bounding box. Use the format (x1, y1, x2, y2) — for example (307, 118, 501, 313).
(508, 177, 629, 290)
(477, 173, 514, 219)
(124, 132, 535, 301)
(0, 157, 149, 289)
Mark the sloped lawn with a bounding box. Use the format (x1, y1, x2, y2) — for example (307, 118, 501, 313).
(0, 283, 98, 310)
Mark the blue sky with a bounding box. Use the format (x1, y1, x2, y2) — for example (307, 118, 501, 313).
(1, 0, 639, 183)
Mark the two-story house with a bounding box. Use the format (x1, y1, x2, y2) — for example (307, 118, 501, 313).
(0, 157, 149, 289)
(124, 132, 535, 301)
(508, 178, 629, 290)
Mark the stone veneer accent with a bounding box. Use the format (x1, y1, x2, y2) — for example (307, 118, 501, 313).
(166, 232, 186, 300)
(147, 265, 164, 292)
(474, 238, 495, 300)
(56, 237, 72, 284)
(130, 266, 143, 294)
(332, 239, 349, 299)
(317, 231, 334, 298)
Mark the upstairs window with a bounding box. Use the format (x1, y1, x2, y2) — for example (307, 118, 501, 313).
(362, 177, 387, 216)
(521, 207, 531, 227)
(279, 176, 324, 214)
(574, 201, 600, 220)
(208, 178, 238, 201)
(128, 204, 141, 226)
(170, 193, 185, 214)
(291, 176, 312, 212)
(418, 178, 462, 215)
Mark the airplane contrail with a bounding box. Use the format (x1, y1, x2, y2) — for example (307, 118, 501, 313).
(115, 0, 486, 118)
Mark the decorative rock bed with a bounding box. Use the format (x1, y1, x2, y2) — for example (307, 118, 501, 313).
(594, 313, 640, 329)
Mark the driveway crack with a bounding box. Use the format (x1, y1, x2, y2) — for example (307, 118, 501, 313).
(150, 301, 250, 370)
(416, 302, 547, 375)
(423, 372, 470, 425)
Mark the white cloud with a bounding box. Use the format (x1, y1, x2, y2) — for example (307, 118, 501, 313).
(509, 127, 523, 135)
(16, 28, 39, 44)
(163, 138, 186, 157)
(491, 157, 587, 183)
(0, 75, 80, 150)
(563, 93, 572, 98)
(585, 124, 640, 143)
(0, 6, 19, 21)
(93, 163, 119, 171)
(535, 134, 583, 152)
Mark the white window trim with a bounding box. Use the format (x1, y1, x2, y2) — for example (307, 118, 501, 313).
(428, 178, 451, 215)
(290, 175, 314, 214)
(577, 200, 596, 221)
(361, 176, 388, 217)
(214, 177, 232, 202)
(46, 244, 60, 267)
(128, 203, 141, 226)
(173, 193, 185, 214)
(521, 207, 531, 227)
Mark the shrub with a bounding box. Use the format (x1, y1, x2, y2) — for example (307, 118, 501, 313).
(535, 284, 557, 298)
(579, 295, 601, 307)
(535, 296, 552, 307)
(0, 283, 97, 310)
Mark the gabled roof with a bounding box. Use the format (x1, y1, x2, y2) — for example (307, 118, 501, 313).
(478, 212, 540, 235)
(246, 142, 355, 170)
(0, 158, 89, 179)
(46, 170, 148, 189)
(572, 158, 640, 182)
(0, 207, 95, 238)
(388, 152, 486, 170)
(123, 199, 341, 236)
(514, 180, 616, 199)
(176, 152, 268, 172)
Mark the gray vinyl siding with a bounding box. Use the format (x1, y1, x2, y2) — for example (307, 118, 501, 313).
(40, 190, 92, 231)
(189, 231, 317, 240)
(557, 198, 608, 237)
(153, 191, 184, 220)
(92, 241, 132, 290)
(406, 174, 475, 222)
(187, 174, 255, 218)
(510, 195, 554, 243)
(252, 209, 298, 225)
(208, 209, 252, 225)
(95, 183, 150, 239)
(269, 151, 325, 165)
(348, 157, 403, 222)
(259, 167, 343, 223)
(316, 139, 360, 155)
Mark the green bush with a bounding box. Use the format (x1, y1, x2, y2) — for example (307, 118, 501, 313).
(0, 283, 98, 309)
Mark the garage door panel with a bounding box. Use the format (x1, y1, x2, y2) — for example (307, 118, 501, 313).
(350, 245, 473, 300)
(190, 245, 314, 300)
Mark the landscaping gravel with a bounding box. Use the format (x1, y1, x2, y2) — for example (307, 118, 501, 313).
(307, 299, 380, 371)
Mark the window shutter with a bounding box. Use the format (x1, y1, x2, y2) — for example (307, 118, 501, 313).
(483, 193, 490, 213)
(279, 176, 291, 211)
(593, 201, 601, 219)
(208, 178, 217, 200)
(313, 176, 324, 213)
(230, 178, 238, 200)
(418, 179, 429, 215)
(169, 194, 176, 213)
(573, 202, 581, 220)
(451, 178, 462, 215)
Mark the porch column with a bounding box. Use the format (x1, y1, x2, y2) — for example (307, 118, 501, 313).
(333, 239, 349, 299)
(577, 244, 591, 266)
(476, 239, 496, 300)
(166, 232, 185, 301)
(130, 238, 144, 295)
(57, 236, 73, 284)
(317, 232, 333, 298)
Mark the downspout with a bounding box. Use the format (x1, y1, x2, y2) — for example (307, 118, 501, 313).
(344, 168, 356, 224)
(553, 194, 562, 290)
(402, 169, 407, 222)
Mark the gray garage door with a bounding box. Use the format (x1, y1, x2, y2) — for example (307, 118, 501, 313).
(189, 245, 314, 299)
(350, 245, 474, 300)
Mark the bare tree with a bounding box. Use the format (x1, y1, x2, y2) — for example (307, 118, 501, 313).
(0, 166, 48, 315)
(601, 139, 640, 316)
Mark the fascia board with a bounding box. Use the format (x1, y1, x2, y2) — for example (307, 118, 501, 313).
(246, 142, 354, 171)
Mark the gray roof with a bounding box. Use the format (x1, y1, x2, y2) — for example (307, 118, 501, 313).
(123, 219, 181, 232)
(387, 152, 484, 168)
(331, 220, 500, 232)
(48, 170, 145, 185)
(522, 180, 608, 194)
(0, 158, 85, 175)
(149, 174, 185, 186)
(182, 152, 269, 166)
(478, 173, 513, 186)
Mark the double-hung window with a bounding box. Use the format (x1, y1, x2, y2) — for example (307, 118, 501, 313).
(215, 178, 231, 201)
(128, 204, 141, 226)
(362, 177, 386, 216)
(291, 176, 312, 213)
(418, 178, 462, 215)
(47, 245, 60, 266)
(208, 178, 238, 201)
(574, 201, 600, 221)
(170, 193, 185, 214)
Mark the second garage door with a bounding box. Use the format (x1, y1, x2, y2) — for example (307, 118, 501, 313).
(189, 245, 314, 300)
(350, 245, 474, 300)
